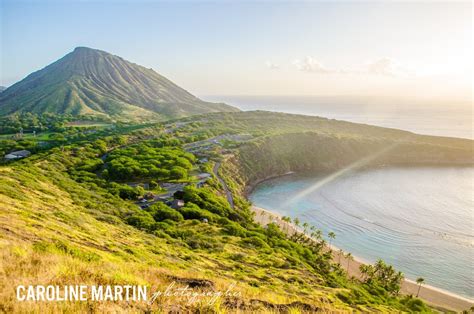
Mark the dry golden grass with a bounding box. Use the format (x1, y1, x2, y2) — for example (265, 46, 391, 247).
(0, 166, 359, 313)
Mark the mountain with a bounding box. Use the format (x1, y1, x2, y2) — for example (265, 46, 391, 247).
(0, 86, 5, 93)
(0, 47, 238, 120)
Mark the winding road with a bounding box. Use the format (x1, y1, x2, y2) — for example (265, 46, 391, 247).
(212, 162, 234, 209)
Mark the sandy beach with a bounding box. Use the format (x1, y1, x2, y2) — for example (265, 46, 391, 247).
(251, 206, 474, 312)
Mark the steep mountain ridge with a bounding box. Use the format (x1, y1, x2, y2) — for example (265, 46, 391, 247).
(0, 47, 238, 120)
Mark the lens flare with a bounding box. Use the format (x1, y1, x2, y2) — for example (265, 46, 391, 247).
(281, 141, 400, 208)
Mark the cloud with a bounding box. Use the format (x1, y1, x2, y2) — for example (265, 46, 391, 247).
(366, 57, 405, 76)
(279, 56, 411, 77)
(292, 56, 330, 73)
(265, 60, 280, 70)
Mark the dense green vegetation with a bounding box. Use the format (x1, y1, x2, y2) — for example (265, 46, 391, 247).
(2, 111, 472, 312)
(224, 130, 472, 190)
(359, 260, 404, 295)
(0, 112, 112, 134)
(104, 143, 194, 181)
(0, 115, 158, 160)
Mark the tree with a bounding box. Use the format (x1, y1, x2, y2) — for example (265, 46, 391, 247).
(375, 259, 386, 273)
(148, 203, 184, 222)
(281, 216, 291, 234)
(170, 166, 188, 180)
(338, 249, 344, 264)
(302, 222, 309, 235)
(359, 259, 404, 294)
(345, 253, 353, 273)
(416, 277, 425, 297)
(290, 217, 301, 242)
(114, 184, 143, 200)
(328, 231, 336, 248)
(126, 211, 155, 231)
(359, 264, 370, 281)
(293, 217, 300, 227)
(314, 229, 322, 240)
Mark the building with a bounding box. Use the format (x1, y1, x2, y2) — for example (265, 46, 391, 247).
(198, 158, 209, 163)
(171, 199, 185, 209)
(4, 150, 31, 160)
(196, 173, 211, 180)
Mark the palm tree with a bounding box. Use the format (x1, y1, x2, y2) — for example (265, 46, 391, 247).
(314, 229, 322, 240)
(328, 231, 336, 248)
(302, 222, 309, 236)
(345, 253, 353, 273)
(359, 264, 369, 281)
(292, 217, 300, 240)
(338, 249, 344, 264)
(416, 277, 425, 297)
(393, 271, 404, 295)
(293, 217, 300, 227)
(319, 239, 327, 249)
(281, 216, 291, 234)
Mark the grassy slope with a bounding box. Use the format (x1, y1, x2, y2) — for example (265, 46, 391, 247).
(0, 159, 380, 313)
(2, 111, 469, 313)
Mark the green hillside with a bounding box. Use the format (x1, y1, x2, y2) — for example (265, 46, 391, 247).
(0, 47, 238, 120)
(2, 111, 472, 312)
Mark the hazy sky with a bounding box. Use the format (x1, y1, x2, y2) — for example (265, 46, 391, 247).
(1, 1, 472, 102)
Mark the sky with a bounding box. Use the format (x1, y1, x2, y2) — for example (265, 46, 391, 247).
(1, 0, 472, 103)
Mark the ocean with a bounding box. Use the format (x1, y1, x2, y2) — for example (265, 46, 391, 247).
(250, 168, 474, 299)
(204, 95, 473, 298)
(203, 95, 473, 139)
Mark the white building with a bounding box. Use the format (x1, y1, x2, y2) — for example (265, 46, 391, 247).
(4, 150, 31, 160)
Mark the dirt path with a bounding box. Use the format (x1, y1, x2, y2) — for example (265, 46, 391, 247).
(213, 162, 234, 209)
(251, 205, 474, 313)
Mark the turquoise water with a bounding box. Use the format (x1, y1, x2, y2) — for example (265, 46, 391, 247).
(249, 167, 474, 299)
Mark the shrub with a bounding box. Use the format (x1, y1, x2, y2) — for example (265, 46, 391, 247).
(241, 236, 270, 249)
(229, 253, 246, 261)
(170, 166, 188, 180)
(126, 211, 156, 230)
(149, 180, 159, 189)
(183, 186, 230, 216)
(178, 203, 213, 221)
(223, 221, 247, 237)
(153, 230, 172, 239)
(264, 223, 285, 238)
(400, 296, 429, 312)
(148, 203, 183, 222)
(186, 236, 223, 251)
(110, 183, 144, 200)
(154, 221, 172, 231)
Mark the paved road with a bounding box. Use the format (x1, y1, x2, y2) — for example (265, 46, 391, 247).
(212, 162, 234, 209)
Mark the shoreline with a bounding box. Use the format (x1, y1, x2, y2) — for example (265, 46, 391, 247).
(244, 171, 295, 197)
(251, 205, 474, 312)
